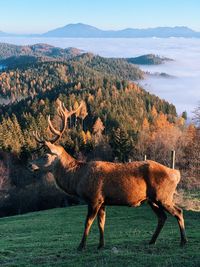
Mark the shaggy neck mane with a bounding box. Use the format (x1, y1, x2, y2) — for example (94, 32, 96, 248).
(53, 149, 81, 196)
(59, 149, 78, 170)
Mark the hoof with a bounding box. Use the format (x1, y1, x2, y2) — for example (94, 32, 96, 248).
(77, 244, 86, 251)
(180, 239, 187, 247)
(149, 240, 156, 245)
(97, 244, 104, 250)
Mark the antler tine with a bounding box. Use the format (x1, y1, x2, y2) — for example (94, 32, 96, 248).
(46, 107, 68, 144)
(58, 100, 84, 119)
(56, 106, 63, 117)
(57, 101, 69, 117)
(33, 130, 44, 144)
(47, 115, 62, 136)
(70, 101, 84, 117)
(32, 130, 46, 153)
(56, 99, 69, 114)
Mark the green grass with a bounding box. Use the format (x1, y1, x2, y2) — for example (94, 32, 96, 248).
(0, 205, 199, 267)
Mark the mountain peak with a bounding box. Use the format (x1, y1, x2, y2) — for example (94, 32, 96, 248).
(43, 23, 103, 37)
(63, 23, 98, 28)
(0, 30, 9, 37)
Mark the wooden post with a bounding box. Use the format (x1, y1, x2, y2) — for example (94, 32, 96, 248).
(171, 150, 176, 169)
(144, 155, 147, 161)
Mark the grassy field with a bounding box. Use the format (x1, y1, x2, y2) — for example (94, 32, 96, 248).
(0, 205, 199, 267)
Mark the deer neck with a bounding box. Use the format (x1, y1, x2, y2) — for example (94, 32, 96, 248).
(60, 150, 76, 167)
(53, 150, 79, 196)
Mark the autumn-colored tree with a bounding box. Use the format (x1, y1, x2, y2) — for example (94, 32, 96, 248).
(78, 101, 88, 130)
(93, 117, 105, 145)
(80, 130, 87, 145)
(85, 130, 92, 143)
(142, 117, 150, 131)
(151, 105, 158, 118)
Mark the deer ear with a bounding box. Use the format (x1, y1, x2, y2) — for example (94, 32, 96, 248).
(45, 142, 62, 156)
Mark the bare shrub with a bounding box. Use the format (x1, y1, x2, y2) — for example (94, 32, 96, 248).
(174, 190, 200, 212)
(0, 161, 10, 189)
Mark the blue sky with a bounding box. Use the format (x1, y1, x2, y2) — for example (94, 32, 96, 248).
(0, 0, 200, 33)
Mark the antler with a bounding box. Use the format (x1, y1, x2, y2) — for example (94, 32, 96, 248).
(47, 99, 84, 143)
(32, 131, 46, 152)
(56, 99, 84, 120)
(33, 99, 84, 145)
(33, 131, 44, 144)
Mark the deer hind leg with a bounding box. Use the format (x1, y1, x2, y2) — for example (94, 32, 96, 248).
(149, 201, 167, 245)
(162, 203, 187, 246)
(97, 204, 106, 249)
(78, 203, 102, 251)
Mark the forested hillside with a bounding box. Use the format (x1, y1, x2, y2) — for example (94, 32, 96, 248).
(0, 43, 82, 60)
(0, 58, 175, 154)
(126, 54, 173, 65)
(0, 56, 143, 101)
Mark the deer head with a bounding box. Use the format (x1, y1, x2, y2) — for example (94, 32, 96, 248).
(29, 99, 84, 172)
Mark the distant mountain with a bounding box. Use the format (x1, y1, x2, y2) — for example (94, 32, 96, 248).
(116, 26, 200, 38)
(43, 23, 104, 37)
(42, 23, 200, 38)
(0, 31, 9, 37)
(1, 24, 200, 38)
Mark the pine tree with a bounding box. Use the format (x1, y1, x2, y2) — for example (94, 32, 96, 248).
(182, 111, 187, 120)
(0, 115, 24, 153)
(10, 114, 25, 153)
(110, 128, 132, 162)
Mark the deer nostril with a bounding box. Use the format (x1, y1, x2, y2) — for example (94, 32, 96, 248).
(28, 163, 38, 171)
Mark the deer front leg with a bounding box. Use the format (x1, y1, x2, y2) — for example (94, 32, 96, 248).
(78, 204, 101, 251)
(97, 205, 106, 249)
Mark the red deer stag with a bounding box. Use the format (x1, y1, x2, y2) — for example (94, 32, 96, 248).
(29, 99, 187, 250)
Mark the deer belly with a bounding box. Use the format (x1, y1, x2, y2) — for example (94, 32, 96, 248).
(104, 182, 147, 206)
(104, 197, 146, 207)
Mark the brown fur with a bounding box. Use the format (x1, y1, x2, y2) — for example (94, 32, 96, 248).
(30, 143, 187, 250)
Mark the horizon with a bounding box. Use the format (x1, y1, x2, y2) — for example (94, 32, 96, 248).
(0, 0, 200, 34)
(1, 22, 199, 35)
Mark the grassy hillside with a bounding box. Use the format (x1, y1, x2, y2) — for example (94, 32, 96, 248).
(0, 205, 199, 267)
